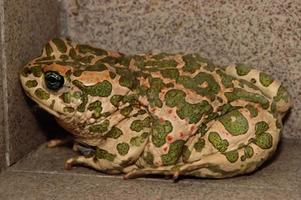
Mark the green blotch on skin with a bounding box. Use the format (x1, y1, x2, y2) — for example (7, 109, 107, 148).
(177, 72, 220, 97)
(88, 100, 102, 118)
(160, 68, 179, 79)
(34, 88, 50, 100)
(117, 56, 132, 67)
(60, 55, 69, 61)
(255, 121, 269, 135)
(115, 68, 138, 89)
(35, 56, 55, 63)
(225, 88, 270, 109)
(78, 55, 94, 64)
(98, 56, 119, 65)
(109, 71, 116, 79)
(236, 64, 251, 76)
(144, 59, 178, 68)
(77, 94, 88, 112)
(65, 70, 72, 82)
(182, 53, 204, 73)
(130, 116, 152, 132)
(217, 103, 237, 116)
(259, 72, 274, 87)
(86, 63, 107, 71)
(110, 95, 123, 107)
(165, 89, 186, 107)
(136, 85, 148, 96)
(143, 152, 154, 166)
(182, 145, 191, 162)
(194, 138, 205, 152)
(216, 70, 234, 88)
(165, 89, 212, 123)
(69, 48, 77, 59)
(203, 61, 216, 72)
(152, 119, 173, 147)
(73, 80, 112, 97)
(239, 79, 261, 91)
(241, 155, 246, 161)
(219, 109, 249, 136)
(133, 55, 146, 68)
(133, 110, 147, 117)
(117, 142, 130, 156)
(271, 85, 291, 113)
(224, 150, 239, 163)
(31, 66, 42, 77)
(105, 126, 123, 139)
(63, 106, 75, 113)
(161, 140, 185, 166)
(244, 146, 254, 158)
(73, 70, 83, 77)
(121, 94, 139, 105)
(89, 120, 110, 133)
(45, 43, 53, 57)
(152, 52, 172, 60)
(177, 100, 212, 124)
(72, 91, 82, 99)
(194, 72, 220, 96)
(50, 100, 55, 109)
(95, 148, 116, 161)
(130, 132, 149, 146)
(60, 92, 71, 103)
(245, 104, 258, 118)
(52, 38, 67, 53)
(120, 106, 133, 117)
(147, 77, 165, 108)
(254, 132, 273, 149)
(208, 132, 229, 153)
(195, 124, 208, 136)
(25, 80, 38, 88)
(276, 119, 283, 129)
(21, 67, 31, 77)
(77, 44, 108, 56)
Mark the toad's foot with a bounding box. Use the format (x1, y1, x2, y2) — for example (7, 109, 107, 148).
(64, 156, 122, 174)
(124, 167, 180, 181)
(47, 138, 72, 148)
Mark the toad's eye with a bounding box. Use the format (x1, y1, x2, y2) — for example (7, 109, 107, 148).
(44, 71, 64, 90)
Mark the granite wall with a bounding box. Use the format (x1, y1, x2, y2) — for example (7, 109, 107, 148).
(61, 0, 301, 138)
(0, 0, 61, 171)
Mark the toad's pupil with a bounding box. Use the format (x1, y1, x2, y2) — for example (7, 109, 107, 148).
(45, 71, 64, 90)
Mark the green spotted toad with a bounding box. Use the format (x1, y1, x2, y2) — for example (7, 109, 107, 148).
(20, 38, 292, 179)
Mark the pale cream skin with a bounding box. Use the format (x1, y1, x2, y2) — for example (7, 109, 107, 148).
(20, 38, 292, 179)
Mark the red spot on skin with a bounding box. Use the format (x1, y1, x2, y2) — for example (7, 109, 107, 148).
(167, 135, 173, 142)
(159, 117, 164, 123)
(168, 110, 172, 114)
(163, 146, 168, 152)
(180, 132, 185, 138)
(190, 126, 195, 132)
(150, 108, 156, 112)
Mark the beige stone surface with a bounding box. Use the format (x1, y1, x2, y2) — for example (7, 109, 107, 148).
(61, 0, 301, 138)
(1, 139, 300, 200)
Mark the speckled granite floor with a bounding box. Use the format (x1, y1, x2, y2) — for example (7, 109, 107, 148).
(0, 139, 300, 200)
